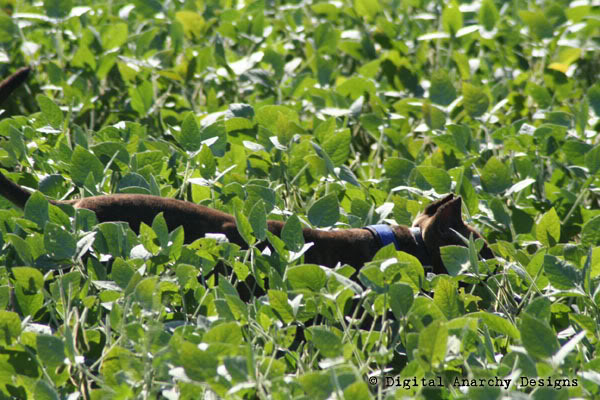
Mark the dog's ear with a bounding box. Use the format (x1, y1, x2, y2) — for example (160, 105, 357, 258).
(422, 193, 455, 216)
(434, 196, 463, 229)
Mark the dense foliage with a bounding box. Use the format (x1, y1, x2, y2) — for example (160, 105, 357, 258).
(1, 0, 600, 398)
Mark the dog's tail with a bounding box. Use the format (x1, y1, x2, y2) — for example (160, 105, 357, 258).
(0, 66, 34, 208)
(0, 66, 30, 105)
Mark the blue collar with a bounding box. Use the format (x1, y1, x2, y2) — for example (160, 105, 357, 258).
(364, 224, 431, 267)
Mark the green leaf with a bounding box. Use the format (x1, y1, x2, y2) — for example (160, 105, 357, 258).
(129, 80, 153, 117)
(0, 311, 21, 346)
(480, 156, 511, 194)
(102, 23, 128, 50)
(433, 278, 461, 319)
(429, 70, 456, 106)
(152, 212, 169, 248)
(177, 112, 202, 152)
(233, 198, 255, 246)
(582, 216, 600, 247)
(422, 102, 446, 130)
(416, 166, 451, 192)
(12, 267, 44, 291)
(439, 246, 470, 276)
(527, 82, 552, 109)
(44, 222, 77, 259)
(535, 208, 561, 247)
(469, 312, 520, 339)
(543, 255, 579, 290)
(255, 105, 299, 133)
(417, 320, 447, 368)
(6, 234, 34, 265)
(268, 290, 294, 323)
(588, 83, 600, 116)
(337, 77, 376, 99)
(24, 192, 49, 228)
(322, 129, 351, 167)
(462, 83, 489, 118)
(353, 0, 381, 21)
(585, 145, 600, 175)
(0, 16, 16, 44)
(519, 313, 559, 359)
(479, 0, 499, 31)
(175, 11, 205, 39)
(389, 283, 414, 319)
(36, 335, 66, 368)
(308, 193, 340, 227)
(287, 264, 327, 291)
(134, 277, 158, 310)
(248, 200, 267, 241)
(36, 95, 63, 129)
(307, 326, 343, 358)
(198, 144, 216, 178)
(442, 2, 463, 36)
(44, 0, 72, 19)
(204, 321, 243, 344)
(518, 11, 553, 40)
(34, 380, 59, 400)
(281, 214, 305, 252)
(71, 145, 104, 186)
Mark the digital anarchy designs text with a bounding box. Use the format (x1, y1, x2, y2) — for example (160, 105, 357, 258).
(368, 375, 579, 390)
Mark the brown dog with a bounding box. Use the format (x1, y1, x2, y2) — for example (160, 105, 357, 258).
(0, 68, 493, 274)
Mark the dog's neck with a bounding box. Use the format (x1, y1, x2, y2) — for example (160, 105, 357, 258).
(272, 224, 432, 269)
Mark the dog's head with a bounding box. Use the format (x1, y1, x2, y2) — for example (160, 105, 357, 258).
(412, 194, 494, 274)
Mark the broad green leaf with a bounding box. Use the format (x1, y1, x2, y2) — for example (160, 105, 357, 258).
(544, 255, 579, 290)
(535, 208, 560, 247)
(233, 198, 255, 246)
(389, 283, 414, 319)
(422, 102, 446, 130)
(268, 290, 294, 323)
(175, 11, 205, 39)
(307, 326, 343, 358)
(481, 156, 511, 194)
(385, 157, 414, 187)
(337, 77, 376, 99)
(527, 83, 552, 109)
(429, 70, 456, 106)
(0, 16, 16, 44)
(198, 144, 216, 178)
(204, 321, 243, 344)
(353, 0, 381, 21)
(440, 245, 470, 276)
(442, 2, 462, 36)
(585, 145, 600, 175)
(588, 83, 600, 116)
(36, 95, 63, 129)
(176, 112, 202, 152)
(582, 216, 600, 247)
(24, 192, 49, 228)
(70, 145, 104, 186)
(469, 312, 520, 339)
(281, 214, 304, 252)
(462, 83, 489, 118)
(111, 258, 135, 289)
(44, 222, 76, 259)
(417, 320, 447, 368)
(44, 0, 72, 19)
(12, 267, 44, 291)
(34, 380, 59, 400)
(518, 11, 553, 39)
(152, 212, 169, 248)
(6, 234, 34, 265)
(134, 277, 158, 310)
(322, 129, 351, 167)
(287, 264, 327, 291)
(519, 313, 559, 359)
(416, 166, 451, 192)
(255, 105, 299, 133)
(102, 23, 128, 50)
(129, 80, 153, 116)
(0, 311, 21, 346)
(36, 335, 66, 368)
(308, 193, 339, 227)
(479, 0, 499, 31)
(248, 200, 267, 241)
(433, 278, 462, 319)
